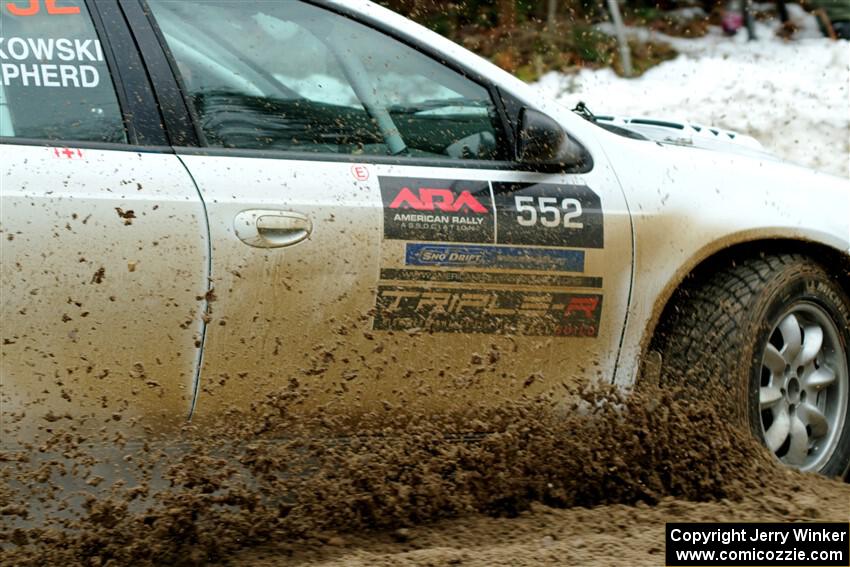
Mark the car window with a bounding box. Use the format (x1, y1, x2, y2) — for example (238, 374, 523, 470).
(0, 0, 126, 143)
(146, 0, 505, 160)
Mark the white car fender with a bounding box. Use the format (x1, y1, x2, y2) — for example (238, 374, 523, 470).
(604, 134, 850, 387)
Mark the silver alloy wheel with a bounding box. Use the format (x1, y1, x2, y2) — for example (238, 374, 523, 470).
(759, 301, 849, 471)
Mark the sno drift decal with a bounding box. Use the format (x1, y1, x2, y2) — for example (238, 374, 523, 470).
(373, 286, 602, 337)
(492, 182, 604, 248)
(405, 243, 585, 272)
(380, 176, 493, 243)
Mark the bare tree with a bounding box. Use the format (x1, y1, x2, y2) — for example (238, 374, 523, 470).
(547, 0, 558, 31)
(605, 0, 633, 77)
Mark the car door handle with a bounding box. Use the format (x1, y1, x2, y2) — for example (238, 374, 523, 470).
(233, 210, 312, 248)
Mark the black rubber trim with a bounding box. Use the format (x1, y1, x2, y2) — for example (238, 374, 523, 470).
(87, 0, 167, 146)
(173, 145, 584, 172)
(629, 118, 684, 130)
(0, 137, 173, 154)
(495, 86, 522, 152)
(488, 84, 514, 162)
(594, 122, 648, 141)
(119, 0, 199, 146)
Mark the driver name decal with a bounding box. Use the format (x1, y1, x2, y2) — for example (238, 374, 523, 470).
(0, 36, 105, 88)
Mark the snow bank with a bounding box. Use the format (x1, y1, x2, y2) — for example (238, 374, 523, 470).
(534, 7, 850, 177)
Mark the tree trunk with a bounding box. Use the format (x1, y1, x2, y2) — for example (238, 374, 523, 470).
(605, 0, 633, 77)
(498, 0, 517, 32)
(547, 0, 558, 31)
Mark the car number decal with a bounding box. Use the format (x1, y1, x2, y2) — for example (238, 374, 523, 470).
(3, 0, 81, 17)
(492, 182, 604, 249)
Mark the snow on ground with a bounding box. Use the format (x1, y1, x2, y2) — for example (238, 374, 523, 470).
(534, 5, 850, 177)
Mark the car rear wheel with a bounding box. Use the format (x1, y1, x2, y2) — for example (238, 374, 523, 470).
(654, 254, 850, 477)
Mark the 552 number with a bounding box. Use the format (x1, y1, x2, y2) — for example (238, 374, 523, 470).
(515, 196, 583, 229)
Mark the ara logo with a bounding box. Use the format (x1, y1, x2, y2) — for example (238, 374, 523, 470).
(380, 177, 494, 243)
(389, 187, 488, 214)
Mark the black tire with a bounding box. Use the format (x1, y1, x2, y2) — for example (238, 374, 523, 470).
(654, 254, 850, 477)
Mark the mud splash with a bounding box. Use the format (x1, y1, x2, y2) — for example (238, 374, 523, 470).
(1, 384, 783, 566)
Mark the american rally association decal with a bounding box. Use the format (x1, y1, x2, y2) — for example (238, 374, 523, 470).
(373, 286, 603, 337)
(380, 176, 494, 243)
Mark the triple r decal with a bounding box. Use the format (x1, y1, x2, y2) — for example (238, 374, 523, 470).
(373, 286, 603, 337)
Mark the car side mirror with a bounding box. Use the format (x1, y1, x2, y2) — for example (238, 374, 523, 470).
(516, 108, 590, 170)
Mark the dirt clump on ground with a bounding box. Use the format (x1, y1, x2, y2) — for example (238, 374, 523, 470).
(232, 475, 849, 566)
(0, 384, 845, 566)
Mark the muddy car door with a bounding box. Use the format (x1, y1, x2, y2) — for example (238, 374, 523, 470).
(142, 0, 633, 418)
(0, 0, 209, 438)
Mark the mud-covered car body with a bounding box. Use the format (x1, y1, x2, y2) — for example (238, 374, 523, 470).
(1, 0, 849, 469)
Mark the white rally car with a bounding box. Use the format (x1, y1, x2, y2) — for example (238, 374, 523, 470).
(1, 0, 848, 477)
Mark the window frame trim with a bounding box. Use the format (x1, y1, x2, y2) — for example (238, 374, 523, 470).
(0, 136, 172, 153)
(118, 0, 200, 147)
(167, 145, 565, 172)
(87, 0, 169, 146)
